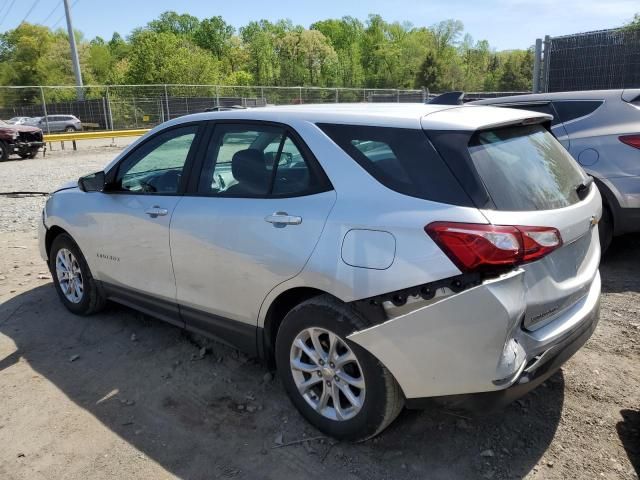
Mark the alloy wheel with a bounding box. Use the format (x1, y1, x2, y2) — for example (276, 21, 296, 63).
(55, 248, 84, 303)
(290, 327, 365, 421)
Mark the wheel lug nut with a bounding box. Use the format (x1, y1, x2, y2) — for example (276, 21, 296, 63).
(318, 359, 324, 366)
(329, 362, 335, 368)
(316, 371, 322, 377)
(334, 375, 339, 382)
(326, 381, 331, 386)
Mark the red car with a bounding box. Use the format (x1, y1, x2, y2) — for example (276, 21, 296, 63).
(0, 120, 45, 160)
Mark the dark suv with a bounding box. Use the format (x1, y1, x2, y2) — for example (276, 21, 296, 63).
(0, 120, 44, 160)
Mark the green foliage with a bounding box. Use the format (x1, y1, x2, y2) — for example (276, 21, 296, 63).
(123, 30, 220, 85)
(621, 13, 640, 32)
(0, 12, 538, 92)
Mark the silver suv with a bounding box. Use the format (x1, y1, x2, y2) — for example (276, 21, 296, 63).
(471, 89, 640, 250)
(39, 104, 602, 440)
(27, 114, 83, 133)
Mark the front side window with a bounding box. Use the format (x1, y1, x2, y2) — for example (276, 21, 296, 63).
(111, 125, 197, 194)
(198, 124, 322, 197)
(468, 124, 586, 211)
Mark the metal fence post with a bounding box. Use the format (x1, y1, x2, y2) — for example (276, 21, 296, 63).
(39, 86, 51, 134)
(164, 84, 170, 120)
(335, 88, 339, 103)
(542, 35, 551, 93)
(102, 96, 108, 130)
(105, 85, 114, 130)
(216, 85, 220, 107)
(133, 96, 138, 128)
(533, 38, 542, 93)
(396, 89, 400, 102)
(299, 86, 303, 104)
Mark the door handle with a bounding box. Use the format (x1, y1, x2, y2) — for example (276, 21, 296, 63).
(145, 206, 169, 218)
(264, 211, 302, 227)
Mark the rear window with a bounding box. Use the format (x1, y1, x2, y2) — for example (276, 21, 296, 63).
(318, 123, 472, 206)
(468, 125, 586, 211)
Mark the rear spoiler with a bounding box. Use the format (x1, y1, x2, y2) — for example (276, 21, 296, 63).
(427, 91, 465, 105)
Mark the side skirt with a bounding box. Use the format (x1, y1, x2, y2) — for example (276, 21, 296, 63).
(101, 282, 259, 358)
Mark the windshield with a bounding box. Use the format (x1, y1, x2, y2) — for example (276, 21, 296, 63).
(468, 125, 587, 211)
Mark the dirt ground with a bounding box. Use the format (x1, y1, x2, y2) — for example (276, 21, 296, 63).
(0, 143, 638, 480)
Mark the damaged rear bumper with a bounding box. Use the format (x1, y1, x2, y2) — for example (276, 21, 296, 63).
(347, 269, 601, 405)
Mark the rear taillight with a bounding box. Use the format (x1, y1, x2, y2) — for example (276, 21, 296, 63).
(425, 222, 562, 272)
(619, 135, 640, 150)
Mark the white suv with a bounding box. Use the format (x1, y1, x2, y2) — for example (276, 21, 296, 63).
(39, 104, 602, 440)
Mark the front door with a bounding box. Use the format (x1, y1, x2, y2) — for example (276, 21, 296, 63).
(88, 124, 201, 324)
(170, 122, 336, 349)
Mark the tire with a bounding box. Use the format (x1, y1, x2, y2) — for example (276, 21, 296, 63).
(0, 141, 9, 161)
(49, 233, 106, 315)
(599, 204, 613, 253)
(275, 294, 404, 441)
(65, 126, 76, 132)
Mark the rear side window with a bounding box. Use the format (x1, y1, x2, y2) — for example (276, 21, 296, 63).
(552, 100, 603, 123)
(468, 125, 586, 211)
(318, 123, 472, 206)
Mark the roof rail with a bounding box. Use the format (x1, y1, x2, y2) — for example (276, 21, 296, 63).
(427, 91, 465, 105)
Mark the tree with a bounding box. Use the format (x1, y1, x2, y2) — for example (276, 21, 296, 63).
(312, 17, 365, 87)
(124, 31, 220, 85)
(147, 11, 200, 36)
(278, 29, 338, 86)
(0, 13, 537, 93)
(193, 16, 234, 60)
(415, 51, 440, 90)
(622, 13, 640, 31)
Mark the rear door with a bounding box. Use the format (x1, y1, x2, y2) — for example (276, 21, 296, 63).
(464, 124, 601, 330)
(170, 121, 336, 349)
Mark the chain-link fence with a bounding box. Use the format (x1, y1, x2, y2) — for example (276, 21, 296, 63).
(0, 85, 428, 132)
(539, 28, 640, 92)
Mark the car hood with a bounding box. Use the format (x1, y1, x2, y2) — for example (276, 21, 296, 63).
(0, 124, 42, 133)
(52, 180, 78, 193)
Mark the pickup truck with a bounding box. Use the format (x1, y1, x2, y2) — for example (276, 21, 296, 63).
(0, 120, 45, 160)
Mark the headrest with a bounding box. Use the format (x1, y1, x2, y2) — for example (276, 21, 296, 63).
(231, 149, 269, 192)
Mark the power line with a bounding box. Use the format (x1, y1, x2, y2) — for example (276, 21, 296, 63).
(41, 0, 61, 26)
(21, 0, 42, 24)
(51, 0, 78, 29)
(0, 0, 18, 29)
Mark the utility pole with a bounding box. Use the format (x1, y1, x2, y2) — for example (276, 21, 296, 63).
(63, 0, 84, 100)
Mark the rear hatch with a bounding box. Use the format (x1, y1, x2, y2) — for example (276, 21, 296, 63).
(427, 117, 601, 330)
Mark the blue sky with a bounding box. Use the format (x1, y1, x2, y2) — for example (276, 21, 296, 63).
(0, 0, 637, 50)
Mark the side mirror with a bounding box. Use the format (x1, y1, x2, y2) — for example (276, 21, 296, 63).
(78, 171, 106, 192)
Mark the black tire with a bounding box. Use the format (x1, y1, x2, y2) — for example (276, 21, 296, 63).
(0, 141, 9, 161)
(49, 233, 106, 315)
(65, 126, 76, 132)
(599, 204, 613, 253)
(19, 148, 39, 159)
(275, 294, 404, 441)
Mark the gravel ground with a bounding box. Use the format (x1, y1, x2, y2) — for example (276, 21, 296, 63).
(0, 144, 638, 480)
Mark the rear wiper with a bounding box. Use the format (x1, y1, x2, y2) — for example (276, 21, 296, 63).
(576, 176, 594, 200)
